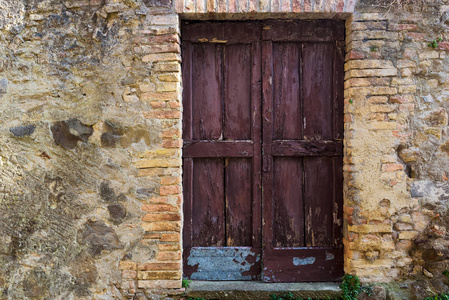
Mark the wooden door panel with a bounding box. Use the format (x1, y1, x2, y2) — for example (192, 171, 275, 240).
(192, 158, 225, 247)
(225, 158, 253, 246)
(303, 43, 334, 141)
(262, 248, 344, 282)
(224, 44, 252, 140)
(183, 22, 262, 281)
(273, 157, 304, 248)
(191, 43, 223, 140)
(304, 156, 335, 247)
(273, 43, 302, 140)
(262, 25, 344, 282)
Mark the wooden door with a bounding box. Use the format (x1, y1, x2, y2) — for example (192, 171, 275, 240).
(182, 22, 263, 280)
(182, 20, 344, 282)
(261, 20, 345, 282)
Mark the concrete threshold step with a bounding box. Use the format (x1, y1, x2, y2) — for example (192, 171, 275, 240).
(185, 281, 342, 300)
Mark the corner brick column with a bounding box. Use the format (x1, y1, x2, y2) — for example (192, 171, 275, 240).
(343, 12, 430, 282)
(119, 13, 184, 296)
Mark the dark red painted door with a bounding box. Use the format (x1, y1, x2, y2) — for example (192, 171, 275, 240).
(261, 20, 345, 282)
(182, 20, 344, 282)
(182, 22, 263, 280)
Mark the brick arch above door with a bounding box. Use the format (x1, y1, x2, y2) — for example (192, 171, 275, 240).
(175, 0, 357, 14)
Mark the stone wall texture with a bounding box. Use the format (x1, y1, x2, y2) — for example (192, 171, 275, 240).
(0, 0, 449, 299)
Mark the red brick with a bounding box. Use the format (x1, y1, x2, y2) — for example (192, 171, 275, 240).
(162, 139, 182, 148)
(438, 42, 449, 50)
(161, 233, 180, 242)
(142, 213, 181, 222)
(157, 251, 182, 261)
(139, 262, 181, 271)
(146, 34, 179, 44)
(141, 92, 178, 101)
(158, 243, 181, 251)
(168, 101, 181, 108)
(406, 32, 425, 40)
(390, 95, 414, 104)
(141, 43, 180, 54)
(345, 206, 355, 216)
(142, 204, 178, 212)
(161, 129, 181, 138)
(138, 271, 181, 280)
(149, 197, 169, 204)
(389, 24, 418, 31)
(160, 185, 181, 196)
(144, 110, 181, 119)
(228, 0, 237, 12)
(143, 233, 162, 239)
(161, 176, 181, 185)
(347, 50, 365, 60)
(138, 280, 181, 289)
(142, 222, 181, 232)
(382, 164, 404, 172)
(399, 104, 415, 112)
(150, 101, 166, 108)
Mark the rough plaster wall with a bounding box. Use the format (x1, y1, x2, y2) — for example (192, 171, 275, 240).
(0, 0, 180, 299)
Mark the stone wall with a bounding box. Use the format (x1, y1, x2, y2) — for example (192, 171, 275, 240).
(1, 0, 449, 299)
(0, 0, 183, 299)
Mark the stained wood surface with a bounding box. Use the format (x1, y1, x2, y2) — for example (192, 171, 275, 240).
(182, 23, 263, 280)
(262, 20, 345, 42)
(261, 27, 344, 282)
(182, 20, 344, 282)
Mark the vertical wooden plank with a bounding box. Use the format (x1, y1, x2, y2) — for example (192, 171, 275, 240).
(333, 41, 345, 247)
(273, 157, 304, 247)
(333, 156, 344, 247)
(272, 43, 301, 140)
(262, 40, 274, 249)
(192, 158, 225, 247)
(226, 158, 252, 246)
(182, 41, 192, 141)
(224, 44, 252, 140)
(302, 43, 333, 140)
(183, 158, 193, 249)
(304, 157, 334, 247)
(251, 41, 263, 249)
(192, 43, 222, 140)
(334, 41, 345, 141)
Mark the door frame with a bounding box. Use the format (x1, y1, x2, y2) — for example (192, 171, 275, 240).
(181, 19, 346, 282)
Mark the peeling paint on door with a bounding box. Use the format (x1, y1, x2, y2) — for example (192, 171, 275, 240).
(186, 247, 261, 280)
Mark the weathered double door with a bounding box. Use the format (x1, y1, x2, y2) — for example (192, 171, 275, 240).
(182, 20, 344, 282)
